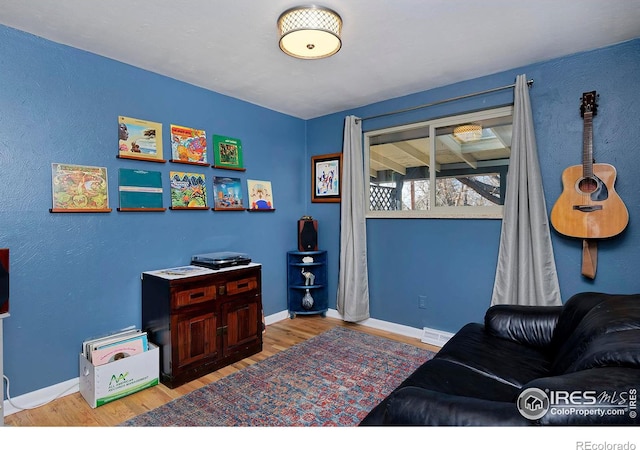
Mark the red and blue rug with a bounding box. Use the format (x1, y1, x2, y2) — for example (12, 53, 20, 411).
(120, 326, 435, 426)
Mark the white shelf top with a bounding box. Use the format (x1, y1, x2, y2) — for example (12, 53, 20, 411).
(143, 262, 261, 280)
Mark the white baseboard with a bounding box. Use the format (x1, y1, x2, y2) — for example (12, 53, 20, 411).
(4, 377, 79, 416)
(326, 310, 453, 346)
(3, 309, 450, 418)
(264, 309, 289, 325)
(420, 326, 454, 347)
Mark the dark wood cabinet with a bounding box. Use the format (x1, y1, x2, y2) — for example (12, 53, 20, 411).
(142, 264, 262, 388)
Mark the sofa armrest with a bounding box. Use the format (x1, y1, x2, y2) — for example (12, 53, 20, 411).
(484, 305, 562, 350)
(366, 386, 530, 426)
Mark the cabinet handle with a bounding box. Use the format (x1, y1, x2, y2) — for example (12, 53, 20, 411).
(237, 282, 249, 289)
(219, 285, 226, 295)
(190, 291, 205, 300)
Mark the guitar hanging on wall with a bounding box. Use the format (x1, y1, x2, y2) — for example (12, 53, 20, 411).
(550, 91, 628, 279)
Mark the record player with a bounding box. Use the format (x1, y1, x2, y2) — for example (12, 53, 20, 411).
(191, 251, 251, 270)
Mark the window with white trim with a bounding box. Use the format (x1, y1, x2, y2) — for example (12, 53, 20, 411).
(365, 106, 513, 219)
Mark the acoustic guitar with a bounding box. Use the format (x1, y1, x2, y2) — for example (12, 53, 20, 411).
(550, 91, 628, 239)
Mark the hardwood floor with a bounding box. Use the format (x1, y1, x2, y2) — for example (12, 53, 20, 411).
(4, 316, 439, 426)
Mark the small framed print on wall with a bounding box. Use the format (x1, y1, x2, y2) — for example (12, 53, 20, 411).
(311, 153, 342, 203)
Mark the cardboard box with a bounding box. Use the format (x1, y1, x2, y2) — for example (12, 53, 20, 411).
(79, 342, 159, 408)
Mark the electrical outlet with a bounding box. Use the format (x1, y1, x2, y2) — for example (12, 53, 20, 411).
(418, 295, 427, 309)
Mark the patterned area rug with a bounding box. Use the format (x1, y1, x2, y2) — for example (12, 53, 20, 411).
(120, 326, 435, 426)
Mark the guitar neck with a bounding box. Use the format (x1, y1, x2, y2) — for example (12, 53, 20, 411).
(582, 111, 594, 178)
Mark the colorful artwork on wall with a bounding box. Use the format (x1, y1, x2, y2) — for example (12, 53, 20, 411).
(51, 163, 110, 212)
(213, 176, 244, 211)
(118, 116, 164, 162)
(212, 135, 244, 170)
(118, 168, 164, 211)
(170, 124, 208, 165)
(311, 153, 342, 203)
(169, 171, 208, 209)
(247, 179, 274, 211)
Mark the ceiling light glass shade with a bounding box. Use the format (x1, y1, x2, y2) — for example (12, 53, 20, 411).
(278, 6, 342, 59)
(453, 124, 483, 142)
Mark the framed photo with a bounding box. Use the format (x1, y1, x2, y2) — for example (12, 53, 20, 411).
(311, 153, 342, 203)
(118, 116, 165, 163)
(247, 179, 275, 211)
(212, 135, 244, 171)
(213, 176, 244, 211)
(51, 163, 111, 212)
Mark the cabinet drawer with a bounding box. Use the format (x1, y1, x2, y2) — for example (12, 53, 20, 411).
(226, 277, 258, 295)
(175, 285, 217, 308)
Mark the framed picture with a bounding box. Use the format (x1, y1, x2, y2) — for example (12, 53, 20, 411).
(50, 163, 111, 212)
(213, 176, 244, 211)
(247, 179, 275, 211)
(212, 135, 244, 171)
(311, 153, 342, 203)
(169, 124, 208, 165)
(169, 171, 208, 209)
(118, 116, 165, 163)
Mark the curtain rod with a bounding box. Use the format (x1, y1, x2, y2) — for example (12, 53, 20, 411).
(356, 79, 534, 123)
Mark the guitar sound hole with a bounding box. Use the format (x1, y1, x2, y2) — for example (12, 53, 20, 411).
(578, 177, 598, 194)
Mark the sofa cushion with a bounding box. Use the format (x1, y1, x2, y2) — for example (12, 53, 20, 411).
(551, 294, 640, 374)
(549, 292, 623, 354)
(485, 304, 562, 350)
(565, 329, 640, 373)
(380, 386, 531, 426)
(396, 358, 521, 402)
(435, 323, 552, 388)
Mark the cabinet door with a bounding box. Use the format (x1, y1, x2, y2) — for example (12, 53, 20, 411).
(223, 296, 261, 354)
(174, 311, 219, 368)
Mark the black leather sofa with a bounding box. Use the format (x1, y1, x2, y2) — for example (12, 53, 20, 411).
(360, 292, 640, 426)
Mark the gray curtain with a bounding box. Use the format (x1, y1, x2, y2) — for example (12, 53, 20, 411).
(337, 115, 370, 321)
(491, 74, 562, 306)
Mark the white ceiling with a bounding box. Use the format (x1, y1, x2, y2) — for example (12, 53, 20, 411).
(1, 0, 639, 119)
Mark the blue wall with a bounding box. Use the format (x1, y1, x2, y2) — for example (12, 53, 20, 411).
(1, 23, 639, 398)
(0, 26, 306, 396)
(307, 38, 640, 334)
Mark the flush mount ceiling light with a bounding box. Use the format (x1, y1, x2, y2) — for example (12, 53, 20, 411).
(278, 5, 342, 59)
(453, 124, 483, 142)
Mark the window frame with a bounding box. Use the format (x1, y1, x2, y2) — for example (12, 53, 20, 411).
(364, 105, 513, 219)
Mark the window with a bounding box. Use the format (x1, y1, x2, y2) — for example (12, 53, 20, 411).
(365, 106, 513, 218)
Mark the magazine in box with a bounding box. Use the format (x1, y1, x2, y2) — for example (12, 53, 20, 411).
(90, 333, 148, 366)
(82, 326, 140, 360)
